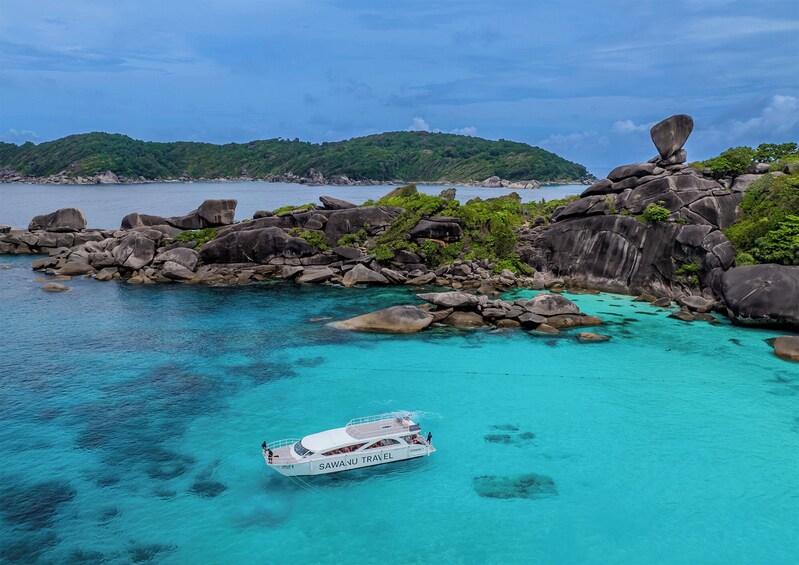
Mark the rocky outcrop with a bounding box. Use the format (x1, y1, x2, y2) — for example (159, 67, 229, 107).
(200, 226, 317, 264)
(409, 217, 462, 242)
(717, 265, 799, 330)
(414, 291, 602, 331)
(322, 205, 402, 246)
(28, 208, 87, 232)
(330, 305, 433, 333)
(518, 113, 742, 297)
(122, 199, 238, 231)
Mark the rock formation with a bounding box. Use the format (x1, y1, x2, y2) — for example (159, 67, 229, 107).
(29, 208, 87, 232)
(518, 114, 739, 297)
(331, 292, 603, 334)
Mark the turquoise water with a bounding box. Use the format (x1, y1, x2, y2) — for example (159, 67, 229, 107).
(1, 254, 798, 563)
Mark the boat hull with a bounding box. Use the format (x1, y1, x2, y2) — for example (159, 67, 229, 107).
(266, 444, 432, 476)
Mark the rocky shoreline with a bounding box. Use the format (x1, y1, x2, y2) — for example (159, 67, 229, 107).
(1, 114, 797, 360)
(0, 168, 591, 188)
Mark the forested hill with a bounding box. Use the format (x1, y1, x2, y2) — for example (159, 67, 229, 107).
(0, 131, 589, 182)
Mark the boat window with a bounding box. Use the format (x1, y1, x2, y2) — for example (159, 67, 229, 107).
(321, 443, 366, 456)
(403, 435, 421, 445)
(293, 441, 314, 457)
(366, 439, 400, 449)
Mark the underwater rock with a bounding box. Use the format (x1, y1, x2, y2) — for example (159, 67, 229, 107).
(576, 332, 611, 342)
(41, 282, 70, 292)
(190, 480, 228, 498)
(128, 543, 177, 563)
(472, 473, 557, 500)
(2, 480, 77, 529)
(484, 434, 513, 444)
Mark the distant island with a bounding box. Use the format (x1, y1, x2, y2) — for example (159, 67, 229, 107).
(0, 131, 593, 186)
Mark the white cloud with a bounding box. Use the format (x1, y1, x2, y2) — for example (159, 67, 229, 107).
(407, 117, 477, 136)
(730, 95, 799, 137)
(408, 117, 430, 132)
(612, 119, 653, 134)
(537, 130, 601, 147)
(0, 129, 39, 144)
(451, 126, 477, 136)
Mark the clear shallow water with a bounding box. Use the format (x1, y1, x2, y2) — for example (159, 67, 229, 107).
(0, 182, 581, 229)
(1, 254, 798, 564)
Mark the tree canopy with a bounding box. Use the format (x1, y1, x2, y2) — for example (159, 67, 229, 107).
(0, 131, 589, 182)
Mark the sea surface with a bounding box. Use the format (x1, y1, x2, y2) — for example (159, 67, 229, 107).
(0, 182, 581, 229)
(1, 254, 798, 564)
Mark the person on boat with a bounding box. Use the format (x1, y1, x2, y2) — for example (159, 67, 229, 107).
(261, 441, 267, 450)
(427, 432, 432, 445)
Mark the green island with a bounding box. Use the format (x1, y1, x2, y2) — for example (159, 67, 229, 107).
(0, 131, 589, 183)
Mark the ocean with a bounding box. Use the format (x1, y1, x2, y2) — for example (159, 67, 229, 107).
(1, 253, 797, 564)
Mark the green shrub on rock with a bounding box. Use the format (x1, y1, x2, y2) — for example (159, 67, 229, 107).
(288, 228, 329, 250)
(173, 227, 218, 246)
(641, 203, 670, 223)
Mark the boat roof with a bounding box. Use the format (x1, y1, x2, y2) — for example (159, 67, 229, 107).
(301, 427, 353, 452)
(300, 412, 420, 452)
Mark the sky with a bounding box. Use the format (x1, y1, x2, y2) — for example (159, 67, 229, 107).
(1, 0, 798, 176)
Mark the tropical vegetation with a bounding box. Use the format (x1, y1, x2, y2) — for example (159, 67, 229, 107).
(0, 131, 589, 182)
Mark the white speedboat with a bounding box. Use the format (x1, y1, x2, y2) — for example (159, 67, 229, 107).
(262, 412, 435, 476)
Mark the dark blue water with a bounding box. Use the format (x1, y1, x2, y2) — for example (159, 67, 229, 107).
(1, 254, 798, 563)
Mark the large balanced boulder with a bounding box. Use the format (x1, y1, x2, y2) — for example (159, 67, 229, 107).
(200, 226, 316, 264)
(650, 114, 694, 159)
(330, 305, 433, 333)
(29, 208, 87, 232)
(718, 264, 799, 330)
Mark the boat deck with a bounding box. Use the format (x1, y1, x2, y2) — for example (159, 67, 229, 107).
(346, 417, 419, 440)
(265, 444, 294, 464)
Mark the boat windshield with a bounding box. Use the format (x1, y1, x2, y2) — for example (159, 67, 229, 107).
(294, 440, 314, 457)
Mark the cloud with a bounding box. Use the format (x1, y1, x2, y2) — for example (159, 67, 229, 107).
(451, 126, 477, 136)
(537, 130, 603, 148)
(408, 117, 430, 132)
(0, 129, 39, 144)
(730, 95, 799, 137)
(407, 117, 477, 136)
(612, 119, 653, 134)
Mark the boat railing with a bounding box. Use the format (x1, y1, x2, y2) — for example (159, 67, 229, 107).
(346, 411, 411, 427)
(265, 438, 300, 450)
(346, 411, 419, 439)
